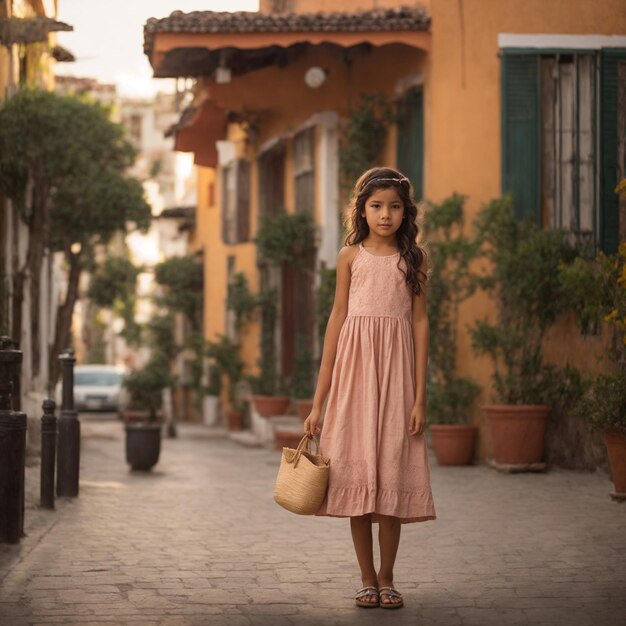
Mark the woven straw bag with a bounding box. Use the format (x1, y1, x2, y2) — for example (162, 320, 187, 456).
(274, 434, 330, 515)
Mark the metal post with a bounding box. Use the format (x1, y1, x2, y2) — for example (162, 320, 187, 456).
(0, 336, 27, 544)
(56, 349, 80, 498)
(40, 399, 57, 510)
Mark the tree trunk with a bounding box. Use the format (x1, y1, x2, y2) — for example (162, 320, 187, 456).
(11, 204, 24, 344)
(27, 181, 48, 378)
(10, 208, 24, 411)
(618, 61, 626, 245)
(49, 249, 81, 389)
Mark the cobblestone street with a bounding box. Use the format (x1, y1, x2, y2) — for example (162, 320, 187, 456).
(1, 417, 625, 626)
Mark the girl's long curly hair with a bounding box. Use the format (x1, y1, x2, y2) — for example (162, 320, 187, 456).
(344, 166, 427, 295)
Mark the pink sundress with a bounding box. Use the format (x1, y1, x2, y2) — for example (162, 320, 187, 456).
(317, 244, 436, 523)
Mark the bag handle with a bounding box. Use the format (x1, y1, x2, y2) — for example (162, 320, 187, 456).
(293, 434, 323, 468)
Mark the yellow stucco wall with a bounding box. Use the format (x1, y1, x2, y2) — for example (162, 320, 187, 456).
(194, 41, 428, 382)
(427, 0, 626, 204)
(184, 0, 624, 452)
(208, 43, 427, 146)
(193, 140, 260, 375)
(426, 0, 626, 457)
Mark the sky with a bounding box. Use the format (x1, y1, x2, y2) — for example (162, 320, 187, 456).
(55, 1, 260, 98)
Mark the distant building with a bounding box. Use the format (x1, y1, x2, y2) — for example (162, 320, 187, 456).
(54, 74, 117, 107)
(0, 0, 74, 451)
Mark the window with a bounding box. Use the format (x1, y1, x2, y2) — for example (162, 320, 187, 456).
(540, 54, 596, 238)
(501, 49, 626, 253)
(396, 88, 424, 201)
(128, 114, 142, 147)
(258, 144, 285, 216)
(293, 127, 315, 214)
(221, 159, 250, 244)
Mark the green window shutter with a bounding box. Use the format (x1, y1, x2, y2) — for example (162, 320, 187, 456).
(600, 49, 626, 254)
(396, 88, 424, 200)
(236, 159, 250, 243)
(501, 53, 540, 222)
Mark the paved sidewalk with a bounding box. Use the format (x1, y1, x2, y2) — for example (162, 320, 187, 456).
(1, 418, 625, 626)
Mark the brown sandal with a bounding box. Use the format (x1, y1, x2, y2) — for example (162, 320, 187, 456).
(355, 586, 380, 608)
(379, 586, 404, 609)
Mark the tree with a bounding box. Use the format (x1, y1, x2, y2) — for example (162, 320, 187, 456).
(0, 88, 151, 384)
(87, 256, 142, 347)
(154, 256, 204, 332)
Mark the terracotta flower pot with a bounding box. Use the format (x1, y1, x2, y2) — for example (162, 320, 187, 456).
(485, 405, 549, 465)
(430, 424, 477, 466)
(228, 409, 244, 431)
(603, 431, 626, 497)
(294, 399, 314, 422)
(274, 430, 304, 451)
(121, 409, 151, 424)
(251, 395, 290, 417)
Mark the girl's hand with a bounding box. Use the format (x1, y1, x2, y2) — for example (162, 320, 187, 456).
(303, 410, 321, 436)
(409, 404, 427, 436)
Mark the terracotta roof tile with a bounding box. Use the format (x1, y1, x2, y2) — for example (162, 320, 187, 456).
(144, 6, 429, 57)
(0, 16, 73, 47)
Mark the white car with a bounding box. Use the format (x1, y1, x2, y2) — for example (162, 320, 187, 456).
(57, 364, 128, 413)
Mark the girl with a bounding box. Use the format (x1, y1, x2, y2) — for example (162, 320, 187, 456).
(304, 166, 436, 609)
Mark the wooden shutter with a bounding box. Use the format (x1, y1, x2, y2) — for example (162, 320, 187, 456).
(501, 53, 540, 222)
(396, 88, 424, 200)
(600, 49, 626, 254)
(236, 159, 250, 243)
(220, 167, 228, 244)
(259, 145, 285, 216)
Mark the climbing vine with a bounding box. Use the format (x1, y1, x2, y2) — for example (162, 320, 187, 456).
(254, 211, 316, 268)
(338, 93, 394, 192)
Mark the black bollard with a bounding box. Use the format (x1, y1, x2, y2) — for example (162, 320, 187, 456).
(56, 349, 80, 498)
(40, 399, 57, 509)
(0, 336, 27, 544)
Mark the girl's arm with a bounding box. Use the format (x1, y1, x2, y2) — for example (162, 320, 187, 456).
(303, 246, 354, 435)
(409, 262, 429, 436)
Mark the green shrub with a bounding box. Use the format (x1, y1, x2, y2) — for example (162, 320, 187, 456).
(468, 197, 579, 405)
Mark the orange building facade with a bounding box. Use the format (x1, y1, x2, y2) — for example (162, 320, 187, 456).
(145, 0, 626, 458)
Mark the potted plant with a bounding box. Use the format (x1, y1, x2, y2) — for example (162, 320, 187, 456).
(122, 352, 173, 471)
(251, 212, 316, 417)
(249, 291, 290, 417)
(561, 241, 626, 499)
(205, 335, 245, 431)
(576, 373, 626, 499)
(202, 363, 221, 426)
(468, 197, 578, 468)
(425, 194, 480, 465)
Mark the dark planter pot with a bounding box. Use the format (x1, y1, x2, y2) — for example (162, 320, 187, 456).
(485, 405, 549, 465)
(603, 431, 626, 499)
(228, 409, 244, 431)
(125, 423, 161, 471)
(251, 395, 290, 417)
(430, 424, 477, 466)
(294, 399, 314, 422)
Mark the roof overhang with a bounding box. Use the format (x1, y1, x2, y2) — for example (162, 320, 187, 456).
(144, 8, 430, 78)
(51, 44, 75, 63)
(0, 16, 73, 47)
(167, 98, 227, 168)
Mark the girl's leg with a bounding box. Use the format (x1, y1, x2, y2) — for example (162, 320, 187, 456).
(350, 514, 378, 604)
(378, 514, 402, 605)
